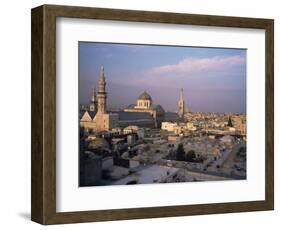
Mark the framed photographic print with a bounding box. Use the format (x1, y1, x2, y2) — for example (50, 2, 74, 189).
(31, 4, 274, 224)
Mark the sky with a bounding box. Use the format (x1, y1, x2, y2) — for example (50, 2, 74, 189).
(79, 42, 246, 113)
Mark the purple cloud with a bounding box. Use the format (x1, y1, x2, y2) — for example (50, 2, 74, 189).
(150, 55, 246, 74)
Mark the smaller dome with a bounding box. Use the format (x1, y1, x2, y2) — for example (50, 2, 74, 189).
(138, 91, 152, 100)
(155, 105, 165, 113)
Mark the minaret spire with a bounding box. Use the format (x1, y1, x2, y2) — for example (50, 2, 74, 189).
(100, 65, 105, 81)
(178, 88, 185, 120)
(91, 87, 97, 102)
(89, 87, 97, 111)
(97, 65, 107, 114)
(180, 88, 184, 100)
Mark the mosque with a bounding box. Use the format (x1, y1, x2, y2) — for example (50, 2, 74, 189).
(123, 91, 165, 128)
(80, 66, 186, 132)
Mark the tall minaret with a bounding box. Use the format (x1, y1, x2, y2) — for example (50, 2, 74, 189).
(97, 66, 107, 114)
(89, 87, 97, 111)
(178, 88, 185, 119)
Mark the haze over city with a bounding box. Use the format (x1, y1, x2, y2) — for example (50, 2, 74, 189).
(79, 42, 246, 113)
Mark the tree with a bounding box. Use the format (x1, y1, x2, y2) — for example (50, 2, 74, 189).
(176, 143, 185, 161)
(227, 116, 233, 127)
(186, 150, 196, 162)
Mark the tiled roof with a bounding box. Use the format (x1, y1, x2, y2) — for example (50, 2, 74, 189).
(165, 112, 180, 120)
(79, 110, 97, 120)
(117, 111, 153, 121)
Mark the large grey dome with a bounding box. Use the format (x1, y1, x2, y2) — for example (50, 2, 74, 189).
(138, 91, 152, 100)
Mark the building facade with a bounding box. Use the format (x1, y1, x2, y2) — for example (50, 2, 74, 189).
(80, 66, 163, 132)
(79, 66, 191, 132)
(80, 66, 119, 132)
(124, 91, 165, 128)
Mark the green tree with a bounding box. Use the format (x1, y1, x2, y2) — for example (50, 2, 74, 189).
(186, 150, 196, 162)
(176, 143, 185, 161)
(227, 116, 233, 127)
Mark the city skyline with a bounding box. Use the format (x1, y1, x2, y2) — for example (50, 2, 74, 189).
(79, 42, 246, 113)
(79, 43, 247, 187)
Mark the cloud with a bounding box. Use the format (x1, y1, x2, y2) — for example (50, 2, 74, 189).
(150, 55, 246, 74)
(123, 44, 149, 53)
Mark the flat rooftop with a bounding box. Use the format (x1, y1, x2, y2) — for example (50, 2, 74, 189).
(112, 165, 179, 185)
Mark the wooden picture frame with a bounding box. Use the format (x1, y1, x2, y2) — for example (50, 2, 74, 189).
(31, 4, 274, 225)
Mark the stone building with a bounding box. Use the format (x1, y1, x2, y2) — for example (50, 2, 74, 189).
(80, 66, 119, 132)
(80, 66, 167, 131)
(93, 66, 119, 131)
(80, 110, 97, 130)
(80, 66, 188, 131)
(124, 91, 165, 128)
(79, 151, 102, 186)
(116, 111, 155, 128)
(80, 66, 157, 131)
